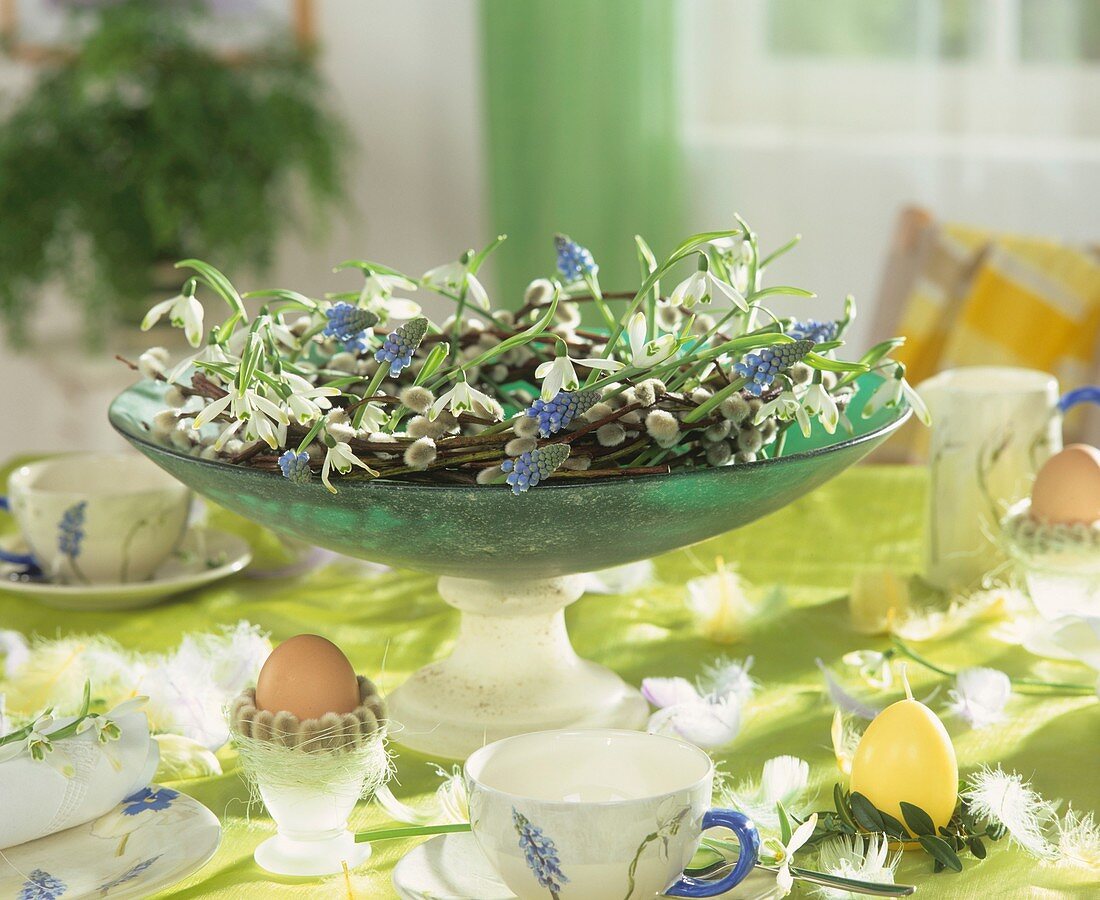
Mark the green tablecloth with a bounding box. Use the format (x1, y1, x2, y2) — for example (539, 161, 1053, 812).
(1, 464, 1097, 898)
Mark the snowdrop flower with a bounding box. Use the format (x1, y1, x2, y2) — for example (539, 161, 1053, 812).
(669, 268, 747, 311)
(961, 766, 1057, 859)
(946, 667, 1012, 729)
(360, 272, 417, 302)
(422, 259, 491, 311)
(429, 376, 501, 421)
(283, 372, 341, 425)
(626, 312, 677, 369)
(862, 364, 931, 426)
(816, 659, 880, 720)
(321, 439, 374, 494)
(756, 388, 811, 437)
(534, 351, 622, 401)
(142, 290, 205, 347)
(842, 650, 894, 690)
(803, 379, 839, 434)
(432, 764, 470, 824)
(167, 340, 236, 385)
(771, 813, 818, 897)
(686, 561, 757, 644)
(723, 756, 811, 832)
(815, 834, 901, 898)
(192, 384, 289, 451)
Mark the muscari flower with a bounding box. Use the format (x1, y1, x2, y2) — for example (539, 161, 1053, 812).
(18, 869, 67, 900)
(324, 302, 379, 353)
(278, 450, 312, 485)
(554, 233, 597, 283)
(734, 340, 814, 397)
(142, 291, 205, 348)
(788, 318, 838, 344)
(525, 390, 602, 438)
(375, 317, 429, 378)
(122, 787, 179, 816)
(57, 501, 87, 558)
(501, 443, 570, 495)
(513, 809, 569, 894)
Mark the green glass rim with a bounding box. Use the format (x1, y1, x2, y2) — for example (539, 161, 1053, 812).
(108, 380, 912, 493)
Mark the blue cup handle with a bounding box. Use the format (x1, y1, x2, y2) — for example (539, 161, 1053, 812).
(0, 497, 38, 568)
(1060, 386, 1100, 413)
(664, 808, 760, 898)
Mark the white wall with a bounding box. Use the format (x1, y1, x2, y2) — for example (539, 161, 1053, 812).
(0, 0, 486, 457)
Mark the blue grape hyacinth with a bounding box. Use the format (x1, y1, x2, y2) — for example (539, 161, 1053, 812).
(788, 318, 838, 344)
(554, 233, 598, 283)
(278, 450, 312, 485)
(512, 809, 569, 896)
(374, 317, 429, 378)
(733, 340, 814, 396)
(57, 501, 86, 558)
(526, 390, 602, 438)
(500, 443, 571, 495)
(324, 303, 378, 352)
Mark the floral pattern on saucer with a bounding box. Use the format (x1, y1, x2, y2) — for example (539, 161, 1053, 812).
(0, 785, 219, 900)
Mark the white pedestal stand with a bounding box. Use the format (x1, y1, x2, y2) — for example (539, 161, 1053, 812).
(387, 574, 649, 760)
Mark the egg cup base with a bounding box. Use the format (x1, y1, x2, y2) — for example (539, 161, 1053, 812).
(254, 828, 371, 877)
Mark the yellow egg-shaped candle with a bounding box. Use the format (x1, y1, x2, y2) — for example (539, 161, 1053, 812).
(849, 671, 958, 833)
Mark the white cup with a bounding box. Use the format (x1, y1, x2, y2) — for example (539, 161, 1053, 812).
(466, 729, 760, 899)
(1, 453, 190, 584)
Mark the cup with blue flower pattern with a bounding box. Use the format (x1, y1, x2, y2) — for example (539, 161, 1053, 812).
(466, 729, 760, 899)
(0, 453, 190, 585)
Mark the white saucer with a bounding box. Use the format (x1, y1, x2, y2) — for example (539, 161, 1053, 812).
(393, 832, 515, 900)
(0, 784, 221, 899)
(392, 832, 779, 900)
(0, 526, 251, 610)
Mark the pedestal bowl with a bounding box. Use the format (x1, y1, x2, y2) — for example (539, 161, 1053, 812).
(110, 375, 910, 759)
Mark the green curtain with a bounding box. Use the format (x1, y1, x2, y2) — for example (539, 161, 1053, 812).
(481, 0, 683, 305)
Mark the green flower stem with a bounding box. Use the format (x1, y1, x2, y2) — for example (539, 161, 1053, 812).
(584, 228, 743, 380)
(354, 823, 470, 844)
(891, 638, 1096, 696)
(583, 272, 617, 333)
(352, 366, 392, 429)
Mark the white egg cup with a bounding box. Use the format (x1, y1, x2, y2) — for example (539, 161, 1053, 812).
(254, 779, 371, 877)
(228, 679, 387, 878)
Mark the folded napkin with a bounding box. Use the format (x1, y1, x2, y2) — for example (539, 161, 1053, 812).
(0, 710, 158, 849)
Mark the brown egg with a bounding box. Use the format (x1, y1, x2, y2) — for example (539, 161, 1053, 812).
(1031, 444, 1100, 526)
(255, 634, 360, 720)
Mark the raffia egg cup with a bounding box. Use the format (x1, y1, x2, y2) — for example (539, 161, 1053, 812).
(229, 676, 386, 876)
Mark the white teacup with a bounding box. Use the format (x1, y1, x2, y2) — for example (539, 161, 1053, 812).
(466, 729, 760, 899)
(0, 453, 190, 585)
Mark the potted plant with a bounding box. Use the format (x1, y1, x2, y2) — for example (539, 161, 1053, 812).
(0, 0, 347, 345)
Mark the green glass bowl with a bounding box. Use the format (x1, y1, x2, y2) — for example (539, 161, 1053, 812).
(109, 376, 910, 579)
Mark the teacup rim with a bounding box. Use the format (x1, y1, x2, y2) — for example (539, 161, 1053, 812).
(464, 728, 714, 809)
(9, 452, 190, 499)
